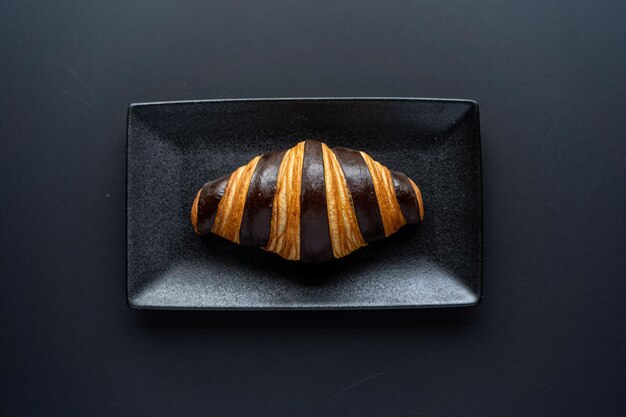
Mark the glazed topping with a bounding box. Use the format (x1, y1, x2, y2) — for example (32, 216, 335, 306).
(239, 150, 287, 247)
(300, 140, 334, 262)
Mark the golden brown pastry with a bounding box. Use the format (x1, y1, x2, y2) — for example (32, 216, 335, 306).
(191, 140, 424, 262)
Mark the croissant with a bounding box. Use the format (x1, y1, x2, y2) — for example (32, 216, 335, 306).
(191, 140, 424, 262)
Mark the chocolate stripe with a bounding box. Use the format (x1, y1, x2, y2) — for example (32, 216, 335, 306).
(391, 171, 420, 224)
(239, 150, 286, 247)
(299, 140, 333, 262)
(332, 147, 385, 243)
(195, 175, 230, 234)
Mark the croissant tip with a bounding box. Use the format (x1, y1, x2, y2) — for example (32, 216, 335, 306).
(190, 188, 202, 233)
(408, 178, 424, 222)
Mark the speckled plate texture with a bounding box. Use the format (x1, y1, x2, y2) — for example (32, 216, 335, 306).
(126, 98, 482, 310)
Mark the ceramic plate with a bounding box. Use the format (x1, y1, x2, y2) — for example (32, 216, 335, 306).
(127, 98, 482, 309)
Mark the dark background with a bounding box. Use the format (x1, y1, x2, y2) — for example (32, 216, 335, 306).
(1, 1, 625, 416)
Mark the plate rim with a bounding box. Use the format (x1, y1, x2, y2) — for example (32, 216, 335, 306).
(128, 96, 478, 110)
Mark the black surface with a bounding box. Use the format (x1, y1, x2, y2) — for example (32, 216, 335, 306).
(1, 1, 625, 416)
(127, 99, 481, 309)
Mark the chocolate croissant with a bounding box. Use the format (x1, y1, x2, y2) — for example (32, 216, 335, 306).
(191, 140, 424, 262)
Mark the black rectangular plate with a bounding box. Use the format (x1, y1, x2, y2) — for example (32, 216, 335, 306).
(127, 98, 482, 310)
